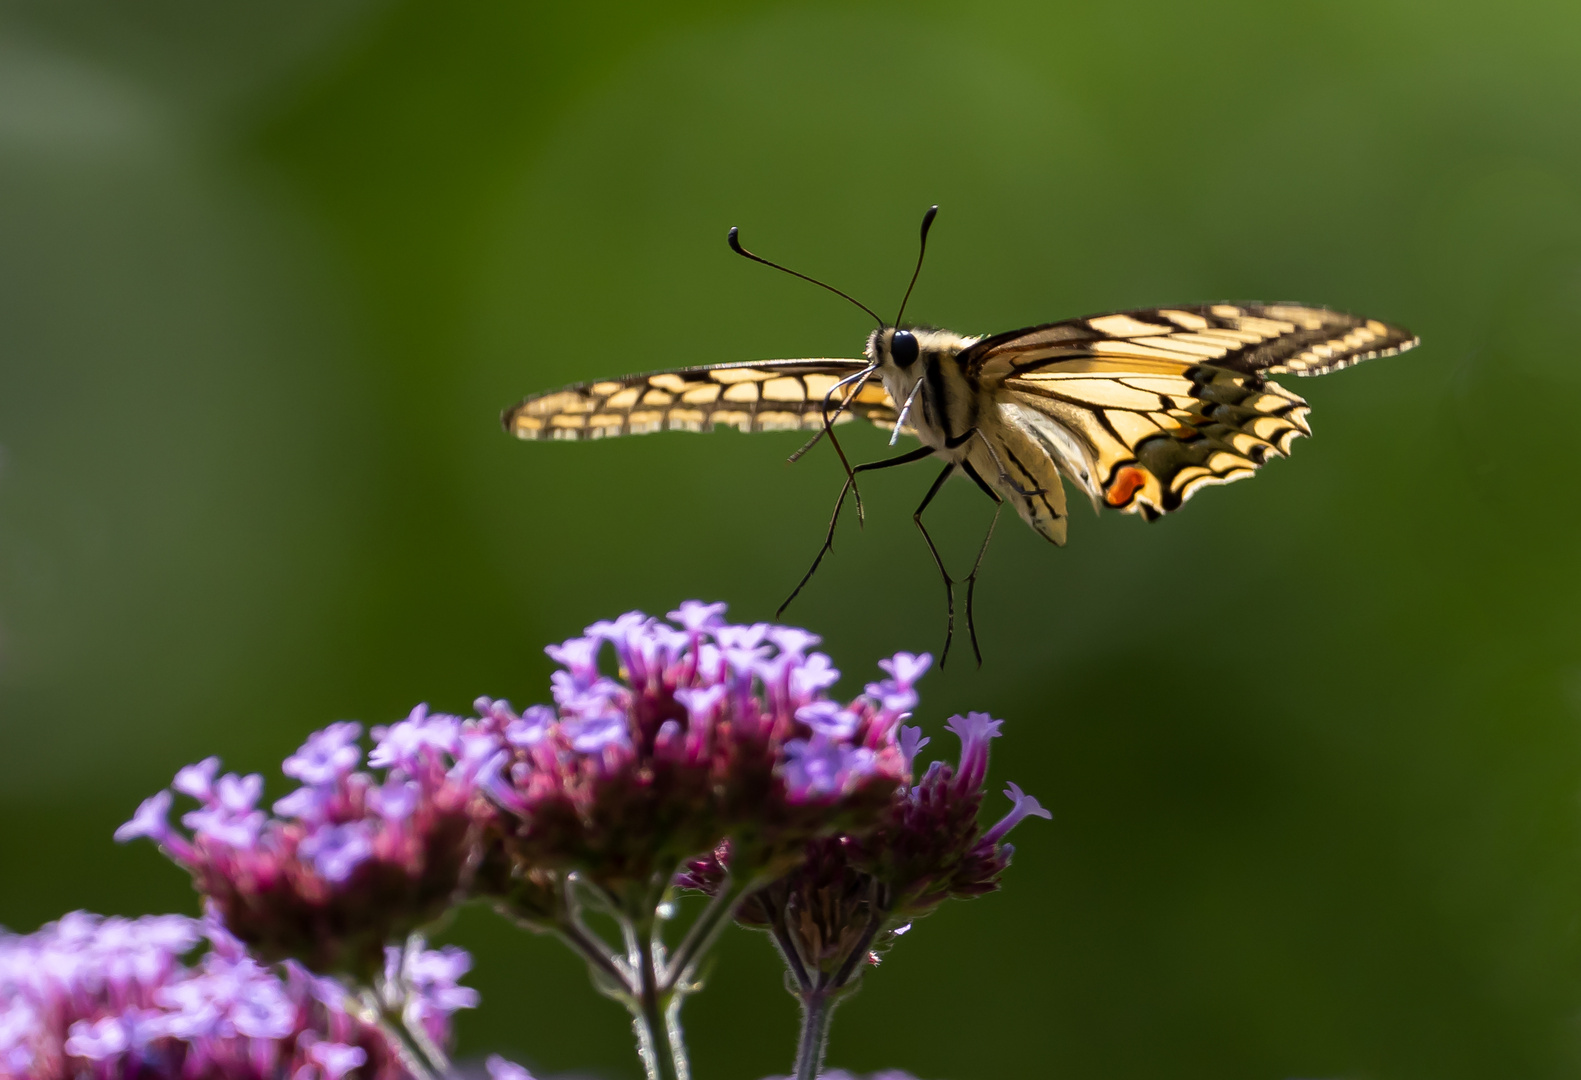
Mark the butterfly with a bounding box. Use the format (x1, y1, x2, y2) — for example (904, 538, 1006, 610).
(503, 207, 1419, 665)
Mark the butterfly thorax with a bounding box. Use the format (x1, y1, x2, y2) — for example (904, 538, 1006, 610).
(866, 326, 984, 455)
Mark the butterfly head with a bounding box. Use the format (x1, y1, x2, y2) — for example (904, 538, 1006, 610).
(867, 326, 971, 373)
(888, 329, 920, 368)
(869, 326, 921, 374)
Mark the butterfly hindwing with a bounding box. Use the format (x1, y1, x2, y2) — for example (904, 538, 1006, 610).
(1000, 360, 1311, 520)
(503, 359, 900, 441)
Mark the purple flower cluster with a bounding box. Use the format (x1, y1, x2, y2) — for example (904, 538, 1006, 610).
(117, 714, 497, 978)
(475, 603, 919, 901)
(853, 711, 1052, 917)
(0, 911, 480, 1080)
(87, 599, 1043, 1080)
(695, 710, 1049, 990)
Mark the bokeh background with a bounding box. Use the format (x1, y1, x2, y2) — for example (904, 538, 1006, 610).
(3, 2, 1581, 1077)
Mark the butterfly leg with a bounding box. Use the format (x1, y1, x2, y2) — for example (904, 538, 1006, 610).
(912, 461, 960, 667)
(787, 367, 877, 524)
(777, 444, 936, 618)
(958, 460, 1004, 668)
(941, 427, 1041, 499)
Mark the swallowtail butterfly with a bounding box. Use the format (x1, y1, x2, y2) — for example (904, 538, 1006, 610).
(504, 208, 1418, 663)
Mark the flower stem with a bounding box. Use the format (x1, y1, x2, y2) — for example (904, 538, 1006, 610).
(765, 900, 812, 992)
(788, 888, 889, 1080)
(664, 873, 749, 991)
(793, 987, 836, 1080)
(631, 917, 689, 1080)
(401, 1007, 457, 1079)
(358, 990, 443, 1080)
(556, 916, 635, 997)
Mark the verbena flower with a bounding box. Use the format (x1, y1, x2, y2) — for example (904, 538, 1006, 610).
(376, 936, 480, 1054)
(96, 599, 1031, 1080)
(692, 711, 1049, 1080)
(697, 710, 1049, 942)
(0, 910, 478, 1080)
(475, 603, 915, 908)
(116, 712, 497, 979)
(850, 711, 1052, 919)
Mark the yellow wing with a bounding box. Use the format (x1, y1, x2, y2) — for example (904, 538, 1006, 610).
(1000, 360, 1311, 521)
(964, 302, 1418, 382)
(966, 303, 1418, 521)
(503, 360, 903, 441)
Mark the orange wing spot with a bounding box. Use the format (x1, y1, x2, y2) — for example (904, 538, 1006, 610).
(1106, 466, 1148, 507)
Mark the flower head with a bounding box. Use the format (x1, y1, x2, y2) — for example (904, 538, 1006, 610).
(0, 910, 478, 1080)
(703, 712, 1049, 999)
(855, 711, 1047, 915)
(476, 603, 917, 903)
(117, 709, 497, 978)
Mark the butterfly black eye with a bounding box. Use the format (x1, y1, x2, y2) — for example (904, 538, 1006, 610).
(890, 330, 919, 368)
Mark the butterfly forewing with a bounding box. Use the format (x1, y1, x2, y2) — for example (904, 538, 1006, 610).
(965, 302, 1418, 382)
(503, 359, 900, 441)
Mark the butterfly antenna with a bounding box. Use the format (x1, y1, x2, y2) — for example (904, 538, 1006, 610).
(893, 205, 938, 327)
(731, 224, 881, 522)
(728, 227, 884, 327)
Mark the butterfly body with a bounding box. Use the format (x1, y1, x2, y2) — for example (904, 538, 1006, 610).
(866, 325, 1074, 545)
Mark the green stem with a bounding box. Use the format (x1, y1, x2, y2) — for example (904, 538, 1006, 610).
(765, 897, 813, 992)
(399, 1006, 456, 1079)
(357, 990, 440, 1080)
(793, 987, 836, 1080)
(664, 873, 749, 991)
(557, 916, 635, 997)
(632, 916, 689, 1080)
(789, 889, 890, 1080)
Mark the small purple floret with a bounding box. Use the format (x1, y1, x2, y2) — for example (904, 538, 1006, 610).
(544, 636, 602, 682)
(783, 735, 877, 800)
(284, 721, 363, 785)
(488, 1054, 539, 1080)
(878, 651, 932, 686)
(309, 1041, 369, 1080)
(796, 700, 859, 739)
(944, 711, 1002, 792)
(299, 822, 374, 883)
(897, 726, 930, 771)
(172, 757, 221, 800)
(983, 781, 1053, 845)
(114, 790, 174, 845)
(667, 600, 727, 632)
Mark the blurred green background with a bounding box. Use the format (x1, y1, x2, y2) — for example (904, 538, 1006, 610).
(3, 1, 1580, 1077)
